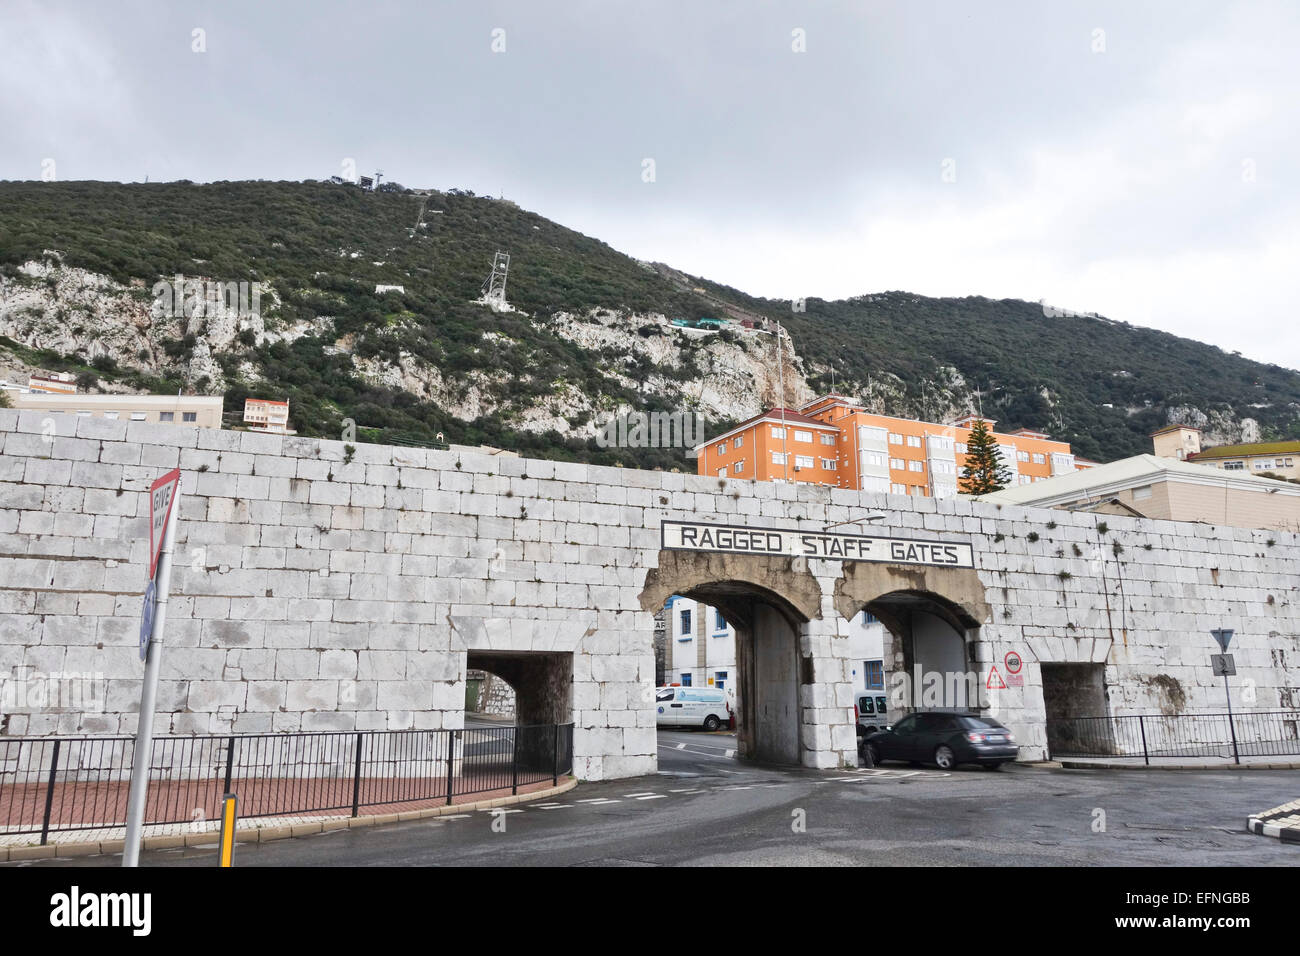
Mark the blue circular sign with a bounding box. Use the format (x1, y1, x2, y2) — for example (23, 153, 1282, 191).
(139, 580, 157, 661)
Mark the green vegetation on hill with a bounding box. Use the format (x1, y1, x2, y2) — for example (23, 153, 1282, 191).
(2, 178, 1298, 465)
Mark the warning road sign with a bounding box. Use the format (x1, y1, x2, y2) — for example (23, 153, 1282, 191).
(148, 468, 181, 580)
(986, 666, 1007, 690)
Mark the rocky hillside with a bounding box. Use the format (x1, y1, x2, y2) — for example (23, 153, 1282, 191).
(2, 179, 1298, 465)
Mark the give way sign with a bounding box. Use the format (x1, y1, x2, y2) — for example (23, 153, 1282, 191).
(148, 468, 181, 580)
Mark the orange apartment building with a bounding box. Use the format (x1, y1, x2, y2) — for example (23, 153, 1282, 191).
(696, 395, 1084, 498)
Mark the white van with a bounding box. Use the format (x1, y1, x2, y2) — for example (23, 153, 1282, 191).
(655, 687, 731, 731)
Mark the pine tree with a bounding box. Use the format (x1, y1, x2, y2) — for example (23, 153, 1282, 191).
(960, 418, 1011, 494)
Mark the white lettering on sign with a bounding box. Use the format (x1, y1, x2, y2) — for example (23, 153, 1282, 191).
(147, 469, 181, 580)
(661, 520, 974, 569)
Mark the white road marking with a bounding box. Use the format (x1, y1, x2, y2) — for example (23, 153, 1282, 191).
(725, 749, 736, 757)
(577, 798, 621, 804)
(676, 743, 686, 750)
(477, 807, 524, 813)
(534, 803, 572, 809)
(623, 792, 658, 797)
(656, 743, 736, 761)
(636, 794, 668, 800)
(441, 814, 472, 819)
(668, 788, 704, 794)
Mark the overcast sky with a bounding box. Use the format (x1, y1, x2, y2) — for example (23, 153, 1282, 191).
(4, 1, 1298, 368)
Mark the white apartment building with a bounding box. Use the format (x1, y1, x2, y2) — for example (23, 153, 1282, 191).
(244, 398, 292, 434)
(6, 392, 224, 428)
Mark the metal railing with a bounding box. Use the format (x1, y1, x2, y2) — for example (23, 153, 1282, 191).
(0, 723, 574, 843)
(1046, 711, 1300, 764)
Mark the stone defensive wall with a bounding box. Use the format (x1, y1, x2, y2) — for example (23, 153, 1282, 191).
(1, 408, 1297, 779)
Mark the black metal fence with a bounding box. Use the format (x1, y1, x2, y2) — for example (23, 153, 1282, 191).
(1046, 711, 1300, 764)
(0, 723, 574, 843)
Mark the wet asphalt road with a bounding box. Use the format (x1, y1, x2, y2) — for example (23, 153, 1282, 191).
(9, 729, 1297, 866)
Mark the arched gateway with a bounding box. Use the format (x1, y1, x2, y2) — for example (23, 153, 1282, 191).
(641, 521, 991, 768)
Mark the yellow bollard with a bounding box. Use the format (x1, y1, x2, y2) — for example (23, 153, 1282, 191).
(218, 794, 238, 867)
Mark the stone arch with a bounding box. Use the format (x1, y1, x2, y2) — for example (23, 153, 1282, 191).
(835, 562, 992, 715)
(640, 550, 824, 766)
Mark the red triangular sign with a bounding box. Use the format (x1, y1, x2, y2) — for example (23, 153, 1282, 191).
(986, 665, 1007, 690)
(148, 468, 181, 580)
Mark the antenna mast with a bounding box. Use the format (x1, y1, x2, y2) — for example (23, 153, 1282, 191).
(481, 251, 510, 305)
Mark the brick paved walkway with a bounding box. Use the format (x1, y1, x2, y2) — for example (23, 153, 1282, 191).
(0, 770, 562, 847)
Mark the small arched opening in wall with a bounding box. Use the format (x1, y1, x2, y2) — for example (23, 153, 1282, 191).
(835, 562, 992, 723)
(465, 650, 573, 775)
(641, 550, 825, 767)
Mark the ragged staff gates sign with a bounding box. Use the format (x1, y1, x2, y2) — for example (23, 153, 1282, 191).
(661, 520, 975, 568)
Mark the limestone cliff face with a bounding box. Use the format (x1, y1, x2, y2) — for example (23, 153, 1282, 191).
(0, 257, 816, 440)
(0, 256, 1275, 454)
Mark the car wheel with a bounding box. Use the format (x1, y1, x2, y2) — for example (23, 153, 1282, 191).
(865, 742, 882, 766)
(984, 762, 1004, 771)
(703, 715, 721, 732)
(933, 745, 956, 770)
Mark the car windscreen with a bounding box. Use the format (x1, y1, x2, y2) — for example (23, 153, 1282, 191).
(656, 689, 675, 702)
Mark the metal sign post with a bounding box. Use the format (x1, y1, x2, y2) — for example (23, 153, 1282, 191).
(1209, 629, 1239, 766)
(123, 470, 182, 867)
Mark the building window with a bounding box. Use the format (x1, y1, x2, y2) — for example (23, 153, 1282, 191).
(716, 467, 727, 477)
(795, 455, 814, 469)
(715, 609, 726, 631)
(888, 433, 903, 445)
(908, 460, 924, 472)
(680, 609, 692, 635)
(183, 412, 197, 423)
(864, 452, 887, 467)
(772, 451, 787, 465)
(954, 442, 967, 454)
(159, 412, 175, 422)
(891, 483, 906, 494)
(820, 458, 837, 470)
(1017, 450, 1030, 462)
(680, 673, 692, 686)
(794, 429, 812, 443)
(1032, 453, 1045, 464)
(1134, 485, 1153, 500)
(819, 433, 836, 445)
(770, 426, 785, 439)
(130, 411, 147, 421)
(910, 485, 926, 495)
(865, 660, 884, 690)
(733, 460, 744, 475)
(733, 436, 743, 449)
(1223, 461, 1244, 471)
(104, 412, 119, 420)
(1019, 475, 1032, 485)
(889, 457, 904, 470)
(714, 671, 727, 690)
(1285, 459, 1294, 467)
(906, 435, 921, 448)
(717, 443, 726, 456)
(1254, 461, 1270, 470)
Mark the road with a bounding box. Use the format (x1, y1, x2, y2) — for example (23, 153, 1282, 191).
(11, 730, 1298, 866)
